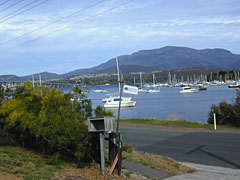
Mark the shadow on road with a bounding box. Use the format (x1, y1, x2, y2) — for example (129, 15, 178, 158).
(186, 145, 240, 169)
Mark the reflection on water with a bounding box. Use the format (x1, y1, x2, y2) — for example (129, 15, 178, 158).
(60, 85, 237, 123)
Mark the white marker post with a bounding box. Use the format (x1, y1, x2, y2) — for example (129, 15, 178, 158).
(214, 113, 217, 131)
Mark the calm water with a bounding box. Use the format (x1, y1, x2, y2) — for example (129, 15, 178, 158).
(61, 85, 238, 123)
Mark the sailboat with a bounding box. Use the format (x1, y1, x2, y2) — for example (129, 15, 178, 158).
(103, 57, 136, 108)
(147, 74, 160, 93)
(138, 72, 148, 93)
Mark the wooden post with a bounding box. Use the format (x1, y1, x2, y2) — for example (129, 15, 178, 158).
(109, 154, 119, 175)
(109, 133, 117, 165)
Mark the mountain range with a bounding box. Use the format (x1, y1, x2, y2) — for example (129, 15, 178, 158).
(1, 46, 240, 81)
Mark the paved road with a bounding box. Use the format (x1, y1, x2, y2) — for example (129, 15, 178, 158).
(120, 127, 240, 169)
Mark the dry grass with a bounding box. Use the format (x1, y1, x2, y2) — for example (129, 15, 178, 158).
(52, 165, 138, 180)
(0, 146, 143, 180)
(123, 150, 196, 175)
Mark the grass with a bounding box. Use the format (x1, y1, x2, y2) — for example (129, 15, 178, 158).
(0, 146, 146, 180)
(120, 118, 240, 130)
(0, 146, 63, 180)
(122, 149, 195, 175)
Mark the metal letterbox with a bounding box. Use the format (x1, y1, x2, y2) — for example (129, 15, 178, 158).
(88, 117, 115, 132)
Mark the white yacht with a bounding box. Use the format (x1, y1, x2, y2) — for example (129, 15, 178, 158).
(138, 88, 148, 93)
(94, 89, 108, 93)
(147, 89, 160, 93)
(103, 57, 136, 108)
(104, 96, 136, 108)
(180, 86, 198, 93)
(138, 72, 148, 93)
(147, 74, 160, 93)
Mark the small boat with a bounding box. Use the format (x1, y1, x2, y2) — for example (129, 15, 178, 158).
(103, 57, 136, 108)
(180, 86, 198, 93)
(104, 96, 136, 108)
(147, 74, 160, 93)
(198, 85, 207, 91)
(94, 89, 108, 93)
(138, 88, 148, 93)
(138, 72, 148, 93)
(228, 84, 240, 88)
(147, 89, 160, 93)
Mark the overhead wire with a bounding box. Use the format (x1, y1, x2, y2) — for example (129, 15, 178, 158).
(0, 0, 50, 23)
(0, 0, 11, 7)
(0, 0, 24, 14)
(0, 0, 106, 46)
(0, 0, 134, 54)
(0, 0, 46, 22)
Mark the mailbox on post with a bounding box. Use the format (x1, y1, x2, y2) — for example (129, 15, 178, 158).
(88, 117, 115, 133)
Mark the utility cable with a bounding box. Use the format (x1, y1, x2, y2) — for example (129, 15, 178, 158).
(0, 0, 49, 23)
(0, 0, 11, 7)
(0, 0, 43, 21)
(0, 0, 24, 14)
(0, 0, 134, 54)
(0, 0, 106, 46)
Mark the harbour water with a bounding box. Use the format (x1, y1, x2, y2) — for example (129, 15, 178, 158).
(62, 85, 238, 124)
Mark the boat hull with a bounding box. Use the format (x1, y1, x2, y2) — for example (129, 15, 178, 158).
(147, 89, 160, 93)
(228, 85, 240, 88)
(180, 89, 198, 93)
(104, 101, 136, 108)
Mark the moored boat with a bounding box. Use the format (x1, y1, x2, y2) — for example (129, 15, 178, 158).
(180, 86, 198, 93)
(103, 57, 136, 108)
(228, 84, 240, 88)
(104, 96, 136, 108)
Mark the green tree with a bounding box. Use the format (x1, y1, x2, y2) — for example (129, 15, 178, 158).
(94, 105, 113, 117)
(208, 90, 240, 127)
(0, 82, 93, 162)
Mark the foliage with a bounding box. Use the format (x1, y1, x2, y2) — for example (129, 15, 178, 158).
(94, 105, 113, 117)
(208, 90, 240, 127)
(0, 146, 63, 180)
(0, 81, 94, 162)
(122, 145, 134, 153)
(0, 84, 4, 105)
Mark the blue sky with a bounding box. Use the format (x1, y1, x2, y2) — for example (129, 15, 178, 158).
(0, 0, 240, 76)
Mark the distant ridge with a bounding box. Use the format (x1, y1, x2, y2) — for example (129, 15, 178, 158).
(0, 72, 62, 82)
(62, 46, 240, 78)
(1, 46, 240, 81)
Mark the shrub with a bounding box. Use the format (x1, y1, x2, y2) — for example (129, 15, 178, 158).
(94, 105, 113, 117)
(123, 145, 134, 153)
(0, 82, 93, 162)
(208, 90, 240, 127)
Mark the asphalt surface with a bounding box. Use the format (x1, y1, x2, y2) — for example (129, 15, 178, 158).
(123, 160, 171, 179)
(120, 126, 240, 169)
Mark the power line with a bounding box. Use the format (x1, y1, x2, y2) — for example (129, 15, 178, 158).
(0, 0, 11, 7)
(0, 0, 24, 14)
(0, 0, 42, 21)
(0, 0, 49, 23)
(0, 0, 106, 47)
(0, 0, 134, 55)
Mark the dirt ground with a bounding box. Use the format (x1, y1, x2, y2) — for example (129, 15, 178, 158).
(0, 172, 23, 180)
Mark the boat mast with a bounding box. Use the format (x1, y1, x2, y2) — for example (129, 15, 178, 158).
(140, 72, 143, 88)
(39, 74, 42, 86)
(116, 57, 121, 94)
(32, 75, 35, 88)
(153, 74, 155, 86)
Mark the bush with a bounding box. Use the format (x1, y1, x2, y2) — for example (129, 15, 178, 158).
(123, 145, 134, 153)
(94, 105, 113, 117)
(0, 82, 93, 162)
(208, 90, 240, 127)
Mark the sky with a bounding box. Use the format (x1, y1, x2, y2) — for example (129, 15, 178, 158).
(0, 0, 240, 76)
